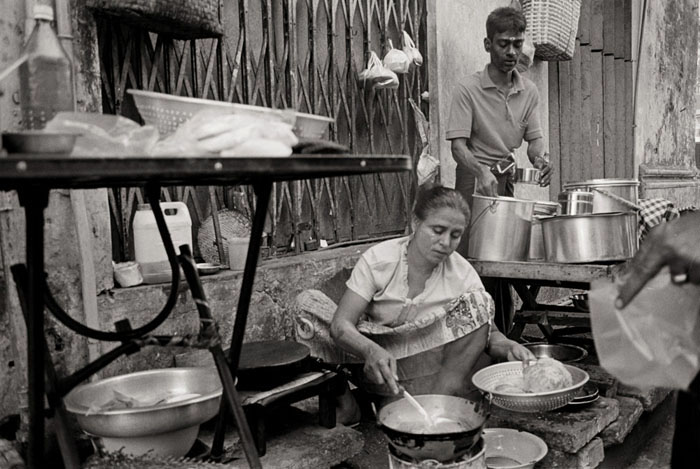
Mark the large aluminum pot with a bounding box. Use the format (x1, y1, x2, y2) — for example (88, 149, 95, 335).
(563, 179, 639, 213)
(529, 201, 560, 261)
(468, 195, 535, 261)
(541, 212, 638, 263)
(378, 394, 490, 463)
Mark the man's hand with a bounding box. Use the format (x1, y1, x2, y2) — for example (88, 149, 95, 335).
(363, 344, 400, 395)
(477, 168, 499, 197)
(533, 156, 552, 187)
(616, 212, 700, 309)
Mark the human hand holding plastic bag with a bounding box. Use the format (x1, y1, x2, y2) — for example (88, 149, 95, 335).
(590, 270, 700, 391)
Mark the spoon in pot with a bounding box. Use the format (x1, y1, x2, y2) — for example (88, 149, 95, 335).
(399, 386, 435, 427)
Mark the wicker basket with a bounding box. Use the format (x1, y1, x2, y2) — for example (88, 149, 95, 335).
(87, 0, 223, 40)
(522, 0, 582, 61)
(471, 362, 589, 413)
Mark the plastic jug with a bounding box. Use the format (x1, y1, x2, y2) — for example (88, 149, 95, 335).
(227, 237, 250, 271)
(133, 202, 192, 284)
(19, 5, 74, 129)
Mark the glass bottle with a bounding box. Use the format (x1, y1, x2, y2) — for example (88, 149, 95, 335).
(19, 5, 74, 130)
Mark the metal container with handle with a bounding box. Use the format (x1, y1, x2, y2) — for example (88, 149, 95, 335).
(563, 179, 639, 213)
(468, 195, 535, 261)
(529, 201, 559, 261)
(541, 212, 638, 263)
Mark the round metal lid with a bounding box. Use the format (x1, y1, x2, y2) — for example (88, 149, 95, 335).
(563, 178, 639, 188)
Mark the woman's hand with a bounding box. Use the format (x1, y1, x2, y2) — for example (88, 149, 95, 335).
(505, 341, 536, 362)
(363, 344, 400, 395)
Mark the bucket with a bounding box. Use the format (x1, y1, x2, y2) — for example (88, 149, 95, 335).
(388, 438, 486, 469)
(133, 202, 192, 284)
(468, 196, 535, 262)
(529, 201, 559, 261)
(227, 237, 250, 271)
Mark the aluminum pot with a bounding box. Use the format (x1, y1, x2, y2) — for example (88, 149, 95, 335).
(377, 394, 490, 463)
(563, 179, 639, 213)
(541, 212, 638, 263)
(528, 201, 559, 261)
(468, 195, 535, 261)
(557, 191, 594, 215)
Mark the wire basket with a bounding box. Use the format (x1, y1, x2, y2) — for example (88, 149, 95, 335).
(472, 362, 589, 413)
(128, 89, 334, 139)
(87, 0, 223, 40)
(522, 0, 582, 61)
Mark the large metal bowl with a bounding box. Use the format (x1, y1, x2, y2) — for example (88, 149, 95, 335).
(377, 394, 489, 463)
(523, 343, 588, 363)
(64, 367, 222, 456)
(472, 362, 589, 413)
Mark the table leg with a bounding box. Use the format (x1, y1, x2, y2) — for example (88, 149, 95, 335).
(211, 181, 272, 459)
(18, 189, 50, 469)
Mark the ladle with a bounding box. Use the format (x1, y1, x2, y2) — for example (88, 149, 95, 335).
(399, 386, 435, 427)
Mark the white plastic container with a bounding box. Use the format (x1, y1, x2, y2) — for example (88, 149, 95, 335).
(134, 202, 192, 284)
(227, 237, 250, 271)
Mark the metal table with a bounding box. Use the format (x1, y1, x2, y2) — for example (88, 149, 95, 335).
(469, 260, 628, 340)
(0, 154, 411, 469)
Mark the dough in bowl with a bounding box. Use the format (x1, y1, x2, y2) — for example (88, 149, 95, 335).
(522, 357, 573, 393)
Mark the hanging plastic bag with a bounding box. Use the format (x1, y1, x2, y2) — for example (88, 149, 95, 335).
(383, 39, 410, 75)
(359, 51, 399, 89)
(417, 149, 439, 186)
(589, 267, 700, 391)
(402, 31, 423, 67)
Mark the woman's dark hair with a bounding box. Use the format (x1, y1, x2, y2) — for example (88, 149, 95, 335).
(413, 183, 470, 222)
(486, 7, 527, 40)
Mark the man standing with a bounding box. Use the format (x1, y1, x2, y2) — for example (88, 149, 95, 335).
(446, 6, 552, 332)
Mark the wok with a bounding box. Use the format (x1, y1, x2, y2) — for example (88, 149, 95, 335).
(377, 394, 490, 463)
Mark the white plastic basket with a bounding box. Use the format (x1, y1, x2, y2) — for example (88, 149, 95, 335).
(127, 89, 334, 139)
(472, 361, 589, 413)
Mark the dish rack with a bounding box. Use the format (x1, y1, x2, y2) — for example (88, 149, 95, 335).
(127, 89, 334, 139)
(471, 361, 589, 413)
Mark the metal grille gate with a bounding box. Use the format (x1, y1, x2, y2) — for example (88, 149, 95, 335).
(97, 0, 428, 262)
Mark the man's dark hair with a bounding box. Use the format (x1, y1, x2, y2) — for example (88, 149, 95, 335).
(486, 7, 527, 40)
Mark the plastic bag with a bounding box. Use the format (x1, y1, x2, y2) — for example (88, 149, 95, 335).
(383, 39, 410, 74)
(402, 31, 423, 67)
(359, 51, 399, 90)
(417, 148, 439, 186)
(45, 112, 159, 156)
(590, 267, 700, 390)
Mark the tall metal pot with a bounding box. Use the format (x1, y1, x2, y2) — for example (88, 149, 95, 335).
(541, 212, 638, 263)
(563, 179, 639, 214)
(468, 195, 535, 261)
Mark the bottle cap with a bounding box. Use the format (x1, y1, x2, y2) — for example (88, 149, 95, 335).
(33, 5, 54, 21)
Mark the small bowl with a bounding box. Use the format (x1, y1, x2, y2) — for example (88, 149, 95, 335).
(515, 167, 542, 184)
(1, 130, 80, 154)
(523, 343, 588, 363)
(483, 428, 548, 469)
(196, 262, 222, 276)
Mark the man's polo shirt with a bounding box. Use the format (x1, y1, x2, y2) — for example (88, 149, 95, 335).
(446, 65, 543, 166)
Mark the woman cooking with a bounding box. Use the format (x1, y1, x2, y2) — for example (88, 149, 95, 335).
(294, 184, 534, 424)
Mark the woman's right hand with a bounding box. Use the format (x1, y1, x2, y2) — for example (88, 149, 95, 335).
(363, 345, 400, 395)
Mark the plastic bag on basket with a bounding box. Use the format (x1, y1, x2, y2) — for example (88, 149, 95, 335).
(590, 267, 700, 391)
(402, 31, 423, 67)
(516, 34, 536, 73)
(383, 40, 410, 75)
(359, 51, 399, 89)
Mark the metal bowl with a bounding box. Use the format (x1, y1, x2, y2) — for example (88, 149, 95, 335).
(2, 130, 79, 154)
(64, 367, 222, 457)
(377, 394, 490, 463)
(515, 167, 542, 184)
(523, 343, 588, 363)
(483, 428, 548, 469)
(472, 362, 589, 413)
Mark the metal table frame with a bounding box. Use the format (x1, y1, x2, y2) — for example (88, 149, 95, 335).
(0, 154, 411, 469)
(469, 260, 627, 341)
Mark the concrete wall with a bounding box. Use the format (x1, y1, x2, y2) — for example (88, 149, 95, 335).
(427, 0, 550, 203)
(632, 0, 700, 205)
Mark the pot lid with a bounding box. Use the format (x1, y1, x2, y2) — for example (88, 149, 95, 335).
(236, 340, 310, 371)
(540, 211, 636, 221)
(563, 178, 639, 188)
(472, 195, 536, 204)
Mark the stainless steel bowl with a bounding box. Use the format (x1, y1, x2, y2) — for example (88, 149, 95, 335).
(64, 367, 222, 456)
(2, 131, 79, 154)
(558, 190, 594, 215)
(523, 343, 588, 363)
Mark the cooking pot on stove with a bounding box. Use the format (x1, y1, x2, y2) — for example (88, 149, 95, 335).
(377, 394, 490, 463)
